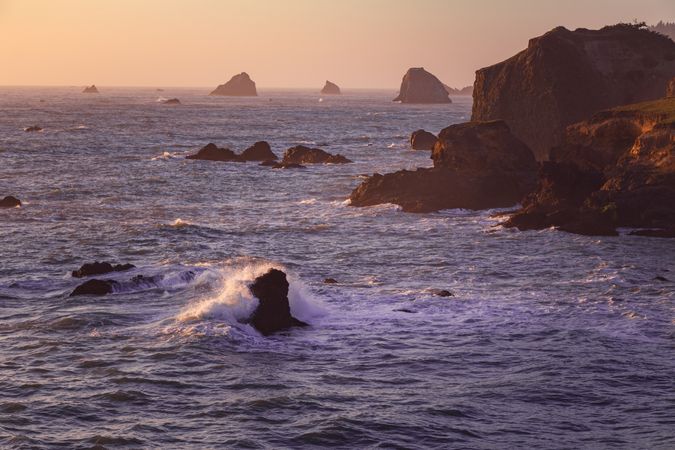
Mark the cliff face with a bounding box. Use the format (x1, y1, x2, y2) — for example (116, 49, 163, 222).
(393, 68, 451, 104)
(472, 24, 675, 160)
(210, 72, 257, 96)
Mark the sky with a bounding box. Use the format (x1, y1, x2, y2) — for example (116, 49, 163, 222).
(0, 0, 673, 89)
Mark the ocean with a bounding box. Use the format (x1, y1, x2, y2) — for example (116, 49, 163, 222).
(0, 87, 673, 449)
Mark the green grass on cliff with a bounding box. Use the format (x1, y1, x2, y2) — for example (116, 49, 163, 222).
(611, 97, 675, 125)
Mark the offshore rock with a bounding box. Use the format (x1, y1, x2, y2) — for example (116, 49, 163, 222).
(393, 68, 451, 104)
(210, 72, 257, 96)
(281, 145, 352, 164)
(248, 268, 308, 335)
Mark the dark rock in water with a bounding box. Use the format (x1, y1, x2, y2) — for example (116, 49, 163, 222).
(653, 275, 669, 282)
(667, 77, 675, 98)
(240, 141, 277, 161)
(70, 279, 118, 296)
(435, 290, 453, 297)
(629, 228, 675, 238)
(321, 80, 341, 95)
(82, 85, 99, 94)
(394, 308, 416, 313)
(210, 72, 257, 96)
(186, 143, 241, 162)
(72, 261, 135, 278)
(472, 24, 675, 160)
(393, 68, 451, 104)
(156, 88, 164, 92)
(0, 196, 21, 208)
(281, 145, 352, 164)
(410, 129, 437, 150)
(272, 162, 306, 169)
(248, 269, 308, 335)
(24, 125, 42, 132)
(323, 278, 338, 284)
(162, 98, 181, 105)
(350, 121, 537, 212)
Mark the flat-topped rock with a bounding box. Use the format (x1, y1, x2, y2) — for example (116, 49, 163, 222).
(321, 81, 341, 95)
(281, 145, 352, 164)
(210, 72, 257, 96)
(82, 85, 99, 94)
(393, 68, 451, 104)
(162, 98, 181, 105)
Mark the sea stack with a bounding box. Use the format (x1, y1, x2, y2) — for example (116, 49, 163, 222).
(82, 85, 99, 94)
(321, 81, 341, 95)
(472, 24, 675, 160)
(248, 269, 308, 335)
(210, 72, 257, 96)
(393, 68, 451, 104)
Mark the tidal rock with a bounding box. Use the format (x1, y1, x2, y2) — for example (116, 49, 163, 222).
(653, 275, 669, 282)
(240, 141, 277, 161)
(393, 68, 451, 104)
(281, 145, 352, 164)
(72, 261, 136, 278)
(0, 196, 21, 208)
(210, 72, 257, 96)
(410, 129, 437, 150)
(82, 85, 99, 94)
(321, 81, 341, 95)
(248, 268, 308, 335)
(323, 278, 338, 284)
(70, 279, 118, 296)
(350, 121, 537, 212)
(24, 126, 42, 132)
(162, 98, 181, 105)
(186, 143, 241, 162)
(472, 24, 675, 160)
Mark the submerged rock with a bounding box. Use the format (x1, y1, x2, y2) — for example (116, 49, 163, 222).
(82, 85, 99, 94)
(186, 143, 240, 162)
(70, 279, 118, 296)
(240, 141, 277, 161)
(210, 72, 257, 96)
(393, 68, 451, 104)
(24, 125, 42, 132)
(472, 24, 675, 160)
(72, 261, 136, 278)
(410, 129, 437, 150)
(0, 196, 21, 208)
(321, 80, 341, 95)
(162, 98, 181, 105)
(248, 269, 308, 335)
(281, 145, 352, 164)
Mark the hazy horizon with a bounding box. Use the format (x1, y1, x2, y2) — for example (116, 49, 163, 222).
(1, 0, 673, 89)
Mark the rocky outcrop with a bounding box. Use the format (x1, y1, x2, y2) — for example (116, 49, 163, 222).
(393, 68, 451, 104)
(240, 141, 277, 161)
(24, 126, 42, 132)
(350, 121, 537, 212)
(667, 77, 675, 97)
(0, 196, 21, 208)
(321, 81, 341, 95)
(70, 279, 118, 296)
(281, 145, 352, 164)
(445, 85, 473, 96)
(410, 130, 437, 150)
(210, 73, 257, 96)
(472, 24, 675, 160)
(72, 261, 135, 278)
(82, 85, 99, 94)
(248, 269, 307, 335)
(186, 143, 240, 162)
(504, 97, 675, 236)
(162, 98, 181, 105)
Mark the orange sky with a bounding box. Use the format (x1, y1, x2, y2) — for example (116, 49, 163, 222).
(0, 0, 672, 88)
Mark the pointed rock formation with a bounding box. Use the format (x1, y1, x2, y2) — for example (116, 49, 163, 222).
(248, 269, 308, 335)
(210, 72, 257, 96)
(83, 85, 99, 94)
(240, 141, 277, 161)
(393, 68, 451, 104)
(186, 143, 240, 162)
(472, 24, 675, 160)
(321, 80, 341, 95)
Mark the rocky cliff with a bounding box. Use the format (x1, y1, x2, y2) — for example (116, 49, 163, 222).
(210, 72, 258, 96)
(393, 68, 451, 104)
(472, 24, 675, 160)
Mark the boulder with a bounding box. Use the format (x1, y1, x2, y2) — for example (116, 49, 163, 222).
(240, 141, 277, 161)
(321, 81, 341, 95)
(0, 196, 21, 208)
(472, 24, 675, 160)
(281, 145, 352, 164)
(186, 143, 241, 162)
(82, 85, 99, 94)
(350, 121, 537, 212)
(70, 279, 118, 296)
(72, 261, 136, 278)
(393, 68, 451, 104)
(24, 126, 42, 132)
(248, 268, 308, 335)
(210, 72, 257, 96)
(162, 98, 181, 105)
(410, 129, 437, 150)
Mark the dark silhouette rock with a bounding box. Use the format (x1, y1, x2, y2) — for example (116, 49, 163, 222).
(435, 290, 453, 297)
(210, 72, 257, 96)
(668, 77, 675, 98)
(0, 196, 21, 208)
(70, 279, 118, 296)
(240, 141, 277, 161)
(472, 24, 675, 160)
(72, 261, 136, 278)
(282, 145, 352, 164)
(248, 268, 307, 335)
(186, 143, 241, 162)
(321, 81, 341, 95)
(83, 85, 99, 94)
(393, 68, 451, 104)
(410, 130, 437, 150)
(394, 308, 416, 313)
(24, 126, 42, 132)
(162, 98, 181, 105)
(350, 121, 537, 212)
(323, 278, 338, 284)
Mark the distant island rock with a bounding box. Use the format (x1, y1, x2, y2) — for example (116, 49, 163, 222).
(248, 268, 308, 335)
(393, 68, 451, 104)
(162, 98, 181, 105)
(82, 85, 99, 94)
(410, 129, 437, 150)
(24, 125, 42, 132)
(281, 145, 352, 164)
(0, 196, 21, 208)
(210, 72, 257, 96)
(321, 81, 341, 95)
(350, 121, 536, 212)
(472, 23, 675, 160)
(444, 85, 473, 97)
